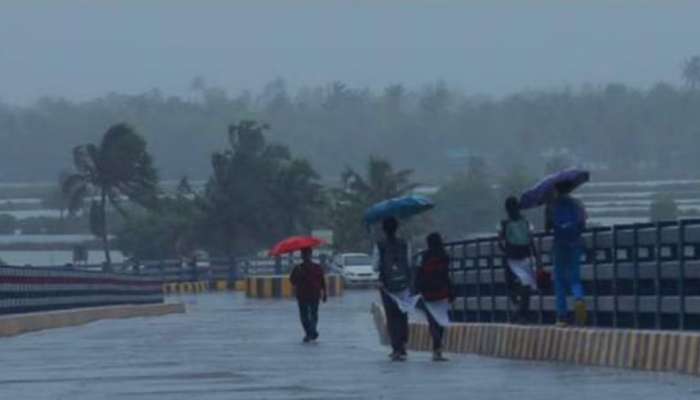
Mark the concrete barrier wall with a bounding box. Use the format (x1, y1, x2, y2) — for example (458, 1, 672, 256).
(212, 279, 247, 292)
(371, 303, 700, 376)
(162, 279, 248, 295)
(246, 275, 343, 299)
(0, 302, 185, 338)
(162, 281, 210, 295)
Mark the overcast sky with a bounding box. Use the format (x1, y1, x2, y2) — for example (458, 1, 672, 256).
(1, 1, 699, 104)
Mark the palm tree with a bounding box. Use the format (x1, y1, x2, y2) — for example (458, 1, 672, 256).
(341, 156, 416, 204)
(201, 120, 324, 256)
(63, 123, 159, 266)
(332, 156, 417, 252)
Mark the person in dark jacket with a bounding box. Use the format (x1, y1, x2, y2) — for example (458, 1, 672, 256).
(290, 247, 327, 342)
(415, 232, 454, 361)
(374, 217, 412, 361)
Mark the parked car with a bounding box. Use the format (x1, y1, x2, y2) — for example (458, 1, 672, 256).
(333, 253, 378, 287)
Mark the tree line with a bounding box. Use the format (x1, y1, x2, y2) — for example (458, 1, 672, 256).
(54, 105, 698, 263)
(60, 121, 426, 263)
(55, 118, 689, 264)
(62, 118, 533, 263)
(2, 55, 700, 184)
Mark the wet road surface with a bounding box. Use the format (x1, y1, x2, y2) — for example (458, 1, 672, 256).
(0, 291, 698, 400)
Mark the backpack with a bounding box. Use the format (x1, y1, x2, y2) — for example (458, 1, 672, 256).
(552, 196, 583, 244)
(504, 218, 531, 247)
(378, 239, 410, 292)
(502, 218, 532, 259)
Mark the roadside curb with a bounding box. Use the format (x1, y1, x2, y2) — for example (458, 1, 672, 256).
(0, 302, 186, 338)
(371, 303, 700, 376)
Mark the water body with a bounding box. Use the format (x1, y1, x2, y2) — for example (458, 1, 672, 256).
(0, 234, 98, 244)
(0, 291, 696, 399)
(0, 209, 62, 219)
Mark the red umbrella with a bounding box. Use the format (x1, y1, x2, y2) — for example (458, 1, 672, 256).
(268, 236, 326, 257)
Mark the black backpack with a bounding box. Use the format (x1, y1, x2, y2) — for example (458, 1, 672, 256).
(378, 239, 410, 292)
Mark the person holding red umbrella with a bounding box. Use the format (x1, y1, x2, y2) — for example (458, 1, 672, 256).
(289, 247, 327, 342)
(270, 236, 328, 342)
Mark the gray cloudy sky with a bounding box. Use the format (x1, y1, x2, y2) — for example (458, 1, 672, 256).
(1, 1, 699, 104)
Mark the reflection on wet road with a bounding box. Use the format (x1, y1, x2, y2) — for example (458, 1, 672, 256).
(0, 291, 698, 399)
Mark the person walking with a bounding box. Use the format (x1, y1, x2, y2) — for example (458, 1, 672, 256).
(374, 217, 413, 361)
(546, 182, 588, 327)
(415, 232, 454, 361)
(290, 247, 327, 342)
(498, 196, 539, 324)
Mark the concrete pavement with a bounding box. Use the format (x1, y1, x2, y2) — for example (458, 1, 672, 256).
(0, 291, 697, 399)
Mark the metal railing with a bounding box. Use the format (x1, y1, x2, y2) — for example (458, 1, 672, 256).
(418, 219, 700, 330)
(0, 264, 163, 315)
(105, 254, 328, 283)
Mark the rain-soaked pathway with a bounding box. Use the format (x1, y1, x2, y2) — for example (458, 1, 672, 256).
(0, 291, 698, 400)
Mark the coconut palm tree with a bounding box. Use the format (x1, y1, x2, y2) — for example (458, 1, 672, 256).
(201, 120, 324, 256)
(332, 156, 417, 252)
(341, 156, 416, 205)
(62, 123, 159, 266)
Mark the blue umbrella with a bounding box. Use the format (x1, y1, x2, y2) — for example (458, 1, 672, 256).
(364, 195, 435, 225)
(520, 169, 590, 210)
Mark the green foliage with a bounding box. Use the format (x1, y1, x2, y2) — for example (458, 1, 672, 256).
(116, 194, 203, 260)
(649, 194, 679, 222)
(432, 165, 538, 239)
(3, 66, 700, 184)
(331, 156, 416, 252)
(62, 123, 159, 265)
(433, 169, 498, 239)
(199, 121, 323, 256)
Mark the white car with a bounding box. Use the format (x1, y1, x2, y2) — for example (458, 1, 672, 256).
(334, 253, 378, 287)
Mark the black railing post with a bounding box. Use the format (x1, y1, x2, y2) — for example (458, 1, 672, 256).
(461, 243, 468, 321)
(475, 241, 482, 322)
(537, 233, 544, 325)
(489, 240, 496, 323)
(612, 225, 619, 328)
(678, 220, 687, 330)
(632, 224, 640, 329)
(447, 245, 455, 316)
(591, 228, 599, 327)
(655, 222, 663, 330)
(504, 254, 512, 321)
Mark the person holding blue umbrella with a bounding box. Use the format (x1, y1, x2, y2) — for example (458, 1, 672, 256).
(365, 195, 434, 361)
(364, 195, 434, 225)
(375, 217, 413, 361)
